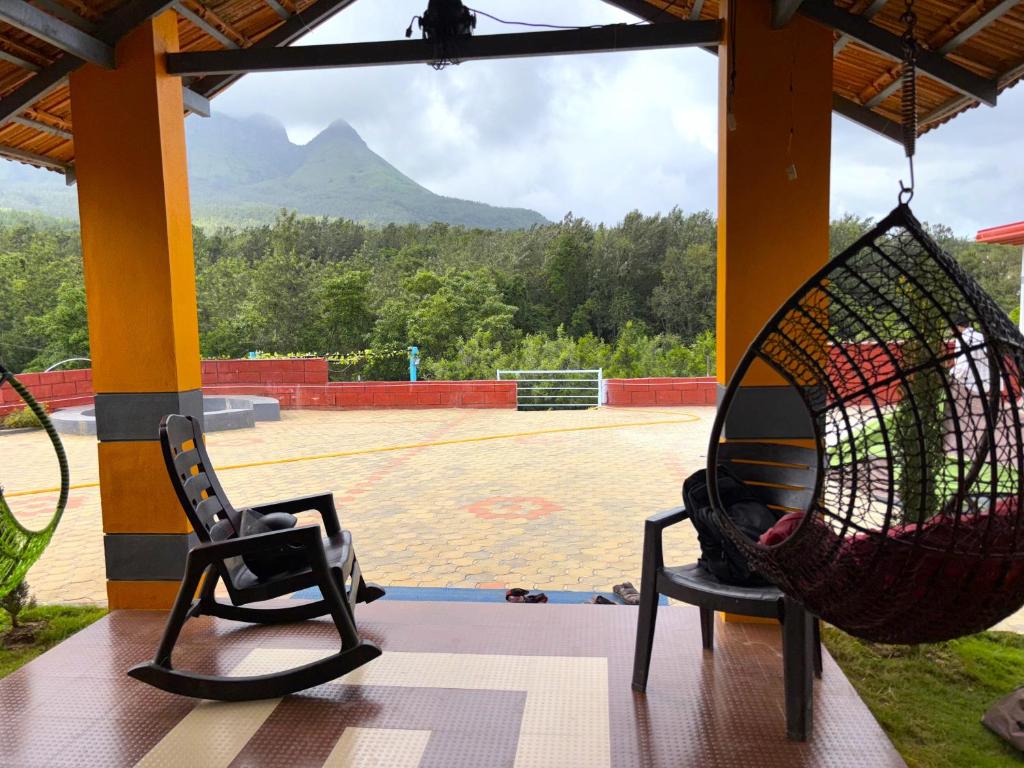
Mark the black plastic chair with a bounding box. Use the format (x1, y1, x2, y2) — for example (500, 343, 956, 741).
(631, 442, 823, 740)
(128, 414, 384, 701)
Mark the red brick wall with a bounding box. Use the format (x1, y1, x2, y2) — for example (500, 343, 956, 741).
(605, 377, 718, 407)
(1, 360, 517, 414)
(202, 380, 518, 409)
(0, 368, 94, 416)
(200, 358, 329, 386)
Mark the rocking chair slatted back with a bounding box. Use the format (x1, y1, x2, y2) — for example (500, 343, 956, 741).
(160, 415, 241, 539)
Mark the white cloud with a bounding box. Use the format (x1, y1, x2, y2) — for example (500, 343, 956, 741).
(213, 0, 1024, 234)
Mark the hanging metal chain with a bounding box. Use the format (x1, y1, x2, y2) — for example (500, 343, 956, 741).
(899, 0, 918, 204)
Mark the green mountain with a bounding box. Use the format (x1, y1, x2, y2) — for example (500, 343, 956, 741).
(0, 113, 548, 229)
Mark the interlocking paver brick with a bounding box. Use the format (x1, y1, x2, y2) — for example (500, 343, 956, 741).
(7, 404, 1019, 631)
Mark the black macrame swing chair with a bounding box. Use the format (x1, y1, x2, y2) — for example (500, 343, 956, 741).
(707, 2, 1024, 645)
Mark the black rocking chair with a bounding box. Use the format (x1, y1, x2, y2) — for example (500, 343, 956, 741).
(632, 442, 823, 740)
(127, 414, 384, 701)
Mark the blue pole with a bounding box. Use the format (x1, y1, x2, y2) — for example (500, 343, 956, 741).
(409, 345, 419, 382)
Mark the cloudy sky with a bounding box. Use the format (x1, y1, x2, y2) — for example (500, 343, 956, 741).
(212, 0, 1024, 236)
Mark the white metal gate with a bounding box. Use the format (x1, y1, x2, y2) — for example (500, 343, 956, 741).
(496, 369, 605, 409)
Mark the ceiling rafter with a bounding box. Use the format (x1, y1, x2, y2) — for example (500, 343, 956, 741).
(0, 0, 180, 125)
(0, 142, 68, 170)
(798, 0, 997, 105)
(834, 0, 888, 56)
(921, 55, 1024, 127)
(188, 0, 363, 99)
(173, 2, 239, 48)
(10, 113, 71, 139)
(832, 93, 903, 142)
(263, 0, 289, 20)
(0, 0, 113, 67)
(29, 0, 99, 32)
(861, 0, 1018, 108)
(177, 0, 251, 48)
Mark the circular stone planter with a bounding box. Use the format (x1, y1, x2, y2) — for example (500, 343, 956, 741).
(51, 395, 281, 436)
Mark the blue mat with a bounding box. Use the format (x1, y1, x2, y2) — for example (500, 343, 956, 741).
(292, 585, 668, 605)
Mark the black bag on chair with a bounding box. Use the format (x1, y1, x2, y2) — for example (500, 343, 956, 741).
(683, 467, 779, 587)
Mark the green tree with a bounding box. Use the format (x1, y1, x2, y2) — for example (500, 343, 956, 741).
(318, 270, 374, 354)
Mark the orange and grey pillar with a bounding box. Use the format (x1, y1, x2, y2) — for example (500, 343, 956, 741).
(716, 1, 832, 439)
(70, 13, 200, 609)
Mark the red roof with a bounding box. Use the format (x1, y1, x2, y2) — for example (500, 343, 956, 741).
(976, 222, 1024, 247)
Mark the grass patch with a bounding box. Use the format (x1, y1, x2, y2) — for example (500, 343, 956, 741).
(824, 627, 1024, 767)
(0, 604, 106, 679)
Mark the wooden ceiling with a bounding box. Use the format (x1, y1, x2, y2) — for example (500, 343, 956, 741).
(0, 0, 1022, 176)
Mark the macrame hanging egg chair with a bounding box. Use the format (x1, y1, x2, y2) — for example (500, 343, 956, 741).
(0, 363, 70, 599)
(707, 1, 1024, 644)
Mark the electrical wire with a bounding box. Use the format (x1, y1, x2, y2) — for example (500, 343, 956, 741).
(466, 7, 605, 30)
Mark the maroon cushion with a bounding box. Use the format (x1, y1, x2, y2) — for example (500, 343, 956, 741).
(836, 497, 1021, 598)
(759, 512, 806, 546)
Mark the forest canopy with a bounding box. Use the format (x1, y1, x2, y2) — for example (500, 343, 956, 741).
(0, 209, 1018, 381)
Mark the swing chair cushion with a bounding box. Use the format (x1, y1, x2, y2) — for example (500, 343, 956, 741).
(711, 204, 1024, 644)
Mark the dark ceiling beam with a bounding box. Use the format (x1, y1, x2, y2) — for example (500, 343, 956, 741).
(188, 0, 363, 98)
(0, 142, 69, 171)
(864, 0, 1019, 108)
(937, 0, 1020, 55)
(0, 0, 113, 67)
(598, 0, 679, 23)
(599, 0, 717, 53)
(181, 85, 211, 117)
(263, 0, 289, 20)
(772, 0, 805, 29)
(833, 0, 887, 56)
(10, 113, 71, 139)
(832, 94, 901, 143)
(29, 0, 99, 33)
(921, 57, 1024, 128)
(167, 20, 724, 77)
(173, 2, 238, 48)
(798, 0, 998, 105)
(0, 45, 41, 71)
(0, 0, 178, 124)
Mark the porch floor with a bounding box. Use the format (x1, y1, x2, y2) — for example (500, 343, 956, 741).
(0, 600, 904, 767)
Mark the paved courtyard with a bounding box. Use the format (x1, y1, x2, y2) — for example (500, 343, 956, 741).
(5, 404, 1023, 633)
(3, 407, 708, 606)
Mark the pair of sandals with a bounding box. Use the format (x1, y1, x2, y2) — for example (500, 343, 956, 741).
(505, 588, 548, 603)
(587, 582, 641, 605)
(504, 582, 642, 605)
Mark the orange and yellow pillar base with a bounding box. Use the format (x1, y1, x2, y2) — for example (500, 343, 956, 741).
(70, 13, 200, 609)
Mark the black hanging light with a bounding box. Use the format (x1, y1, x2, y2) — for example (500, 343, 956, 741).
(406, 0, 477, 70)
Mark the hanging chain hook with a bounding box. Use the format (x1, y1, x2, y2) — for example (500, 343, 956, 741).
(898, 0, 918, 205)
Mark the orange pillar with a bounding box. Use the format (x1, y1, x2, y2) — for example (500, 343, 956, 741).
(70, 12, 200, 609)
(716, 1, 833, 439)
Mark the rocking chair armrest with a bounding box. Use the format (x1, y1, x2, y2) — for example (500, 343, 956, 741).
(187, 524, 323, 569)
(248, 492, 342, 536)
(642, 506, 690, 571)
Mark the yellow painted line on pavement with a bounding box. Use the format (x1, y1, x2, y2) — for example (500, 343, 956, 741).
(6, 413, 701, 498)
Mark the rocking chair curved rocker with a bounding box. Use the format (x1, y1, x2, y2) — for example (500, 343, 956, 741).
(127, 414, 384, 701)
(709, 204, 1024, 644)
(0, 363, 69, 599)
